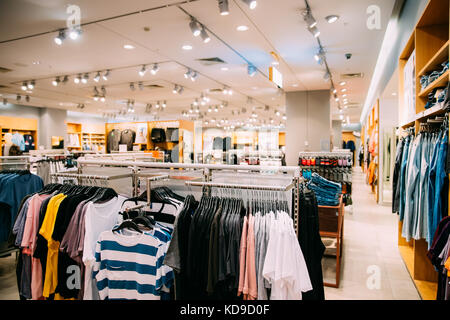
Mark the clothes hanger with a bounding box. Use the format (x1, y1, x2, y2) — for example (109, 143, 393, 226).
(112, 219, 143, 234)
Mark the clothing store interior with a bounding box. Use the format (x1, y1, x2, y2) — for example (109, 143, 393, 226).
(0, 0, 449, 303)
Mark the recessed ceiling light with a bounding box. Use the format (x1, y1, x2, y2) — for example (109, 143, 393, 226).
(392, 92, 397, 96)
(32, 61, 40, 65)
(221, 67, 229, 71)
(237, 25, 249, 31)
(292, 84, 298, 87)
(123, 44, 135, 50)
(326, 15, 339, 24)
(342, 94, 347, 97)
(182, 45, 193, 50)
(341, 88, 347, 92)
(339, 81, 346, 86)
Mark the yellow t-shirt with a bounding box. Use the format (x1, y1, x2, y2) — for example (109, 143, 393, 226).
(445, 257, 450, 277)
(39, 193, 67, 298)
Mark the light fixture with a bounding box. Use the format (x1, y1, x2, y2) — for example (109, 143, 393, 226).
(193, 99, 199, 106)
(21, 82, 27, 91)
(123, 44, 135, 50)
(314, 48, 325, 65)
(221, 67, 228, 71)
(162, 101, 167, 108)
(54, 29, 66, 45)
(340, 81, 346, 86)
(173, 84, 179, 94)
(16, 94, 21, 101)
(339, 114, 344, 120)
(326, 15, 339, 24)
(275, 110, 280, 116)
(27, 80, 35, 90)
(61, 75, 69, 84)
(208, 106, 212, 113)
(139, 65, 147, 77)
(190, 71, 198, 81)
(332, 88, 337, 94)
(335, 96, 339, 102)
(282, 114, 287, 120)
(189, 18, 201, 37)
(150, 63, 159, 75)
(100, 96, 105, 102)
(309, 26, 320, 38)
(74, 74, 81, 84)
(323, 71, 330, 81)
(25, 95, 30, 102)
(103, 70, 110, 81)
(130, 82, 135, 91)
(303, 10, 317, 28)
(201, 100, 206, 106)
(341, 88, 347, 92)
(155, 101, 160, 109)
(214, 106, 219, 112)
(177, 85, 184, 94)
(68, 27, 81, 40)
(146, 104, 152, 113)
(182, 44, 193, 50)
(237, 25, 249, 31)
(392, 92, 397, 96)
(195, 106, 200, 113)
(247, 64, 257, 77)
(218, 0, 229, 15)
(241, 0, 257, 10)
(138, 81, 144, 91)
(93, 72, 101, 82)
(81, 73, 89, 84)
(200, 26, 210, 43)
(342, 94, 347, 97)
(52, 77, 60, 86)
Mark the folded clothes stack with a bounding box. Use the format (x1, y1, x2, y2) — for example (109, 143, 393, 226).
(307, 173, 342, 206)
(424, 86, 448, 109)
(420, 61, 449, 91)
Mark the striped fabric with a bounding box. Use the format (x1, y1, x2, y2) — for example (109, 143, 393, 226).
(93, 230, 172, 300)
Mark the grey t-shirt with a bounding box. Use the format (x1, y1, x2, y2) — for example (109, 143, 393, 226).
(107, 129, 121, 153)
(13, 196, 32, 247)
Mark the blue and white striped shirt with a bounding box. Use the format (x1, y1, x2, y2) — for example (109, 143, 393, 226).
(93, 229, 172, 300)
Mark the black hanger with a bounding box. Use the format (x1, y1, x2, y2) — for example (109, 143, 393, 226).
(112, 219, 143, 233)
(133, 215, 155, 230)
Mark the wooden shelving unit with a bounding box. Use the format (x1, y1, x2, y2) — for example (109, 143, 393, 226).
(66, 122, 82, 150)
(397, 0, 449, 300)
(0, 116, 38, 156)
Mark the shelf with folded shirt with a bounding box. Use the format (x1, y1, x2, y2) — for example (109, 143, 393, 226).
(0, 116, 38, 156)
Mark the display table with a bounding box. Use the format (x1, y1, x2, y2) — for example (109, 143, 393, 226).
(318, 195, 344, 288)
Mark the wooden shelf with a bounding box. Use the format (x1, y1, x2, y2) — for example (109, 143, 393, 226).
(418, 69, 449, 98)
(415, 103, 447, 122)
(418, 40, 449, 76)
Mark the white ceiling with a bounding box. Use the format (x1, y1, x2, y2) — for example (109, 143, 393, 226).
(0, 0, 395, 126)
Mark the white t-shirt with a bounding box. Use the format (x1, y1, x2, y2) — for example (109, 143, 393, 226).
(82, 195, 126, 300)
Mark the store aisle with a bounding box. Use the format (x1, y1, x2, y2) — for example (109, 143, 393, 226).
(323, 167, 420, 300)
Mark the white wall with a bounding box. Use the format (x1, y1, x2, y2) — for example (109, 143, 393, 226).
(39, 108, 67, 149)
(285, 90, 331, 165)
(331, 120, 343, 150)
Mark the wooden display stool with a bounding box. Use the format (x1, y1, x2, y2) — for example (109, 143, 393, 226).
(318, 195, 344, 288)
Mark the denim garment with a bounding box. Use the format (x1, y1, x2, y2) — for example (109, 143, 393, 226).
(427, 131, 443, 245)
(392, 138, 405, 213)
(402, 134, 422, 242)
(414, 133, 431, 240)
(431, 130, 449, 248)
(399, 136, 411, 221)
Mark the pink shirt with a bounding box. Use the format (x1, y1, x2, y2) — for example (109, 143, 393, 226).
(237, 216, 248, 296)
(20, 193, 50, 300)
(243, 215, 257, 300)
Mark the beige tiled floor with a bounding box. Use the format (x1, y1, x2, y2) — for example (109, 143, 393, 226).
(323, 167, 420, 300)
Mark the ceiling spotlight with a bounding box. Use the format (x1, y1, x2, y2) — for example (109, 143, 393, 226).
(150, 63, 159, 75)
(130, 82, 135, 91)
(139, 65, 147, 77)
(190, 71, 198, 81)
(332, 88, 337, 94)
(101, 85, 106, 96)
(335, 96, 339, 102)
(68, 27, 81, 40)
(340, 81, 346, 86)
(162, 101, 167, 108)
(208, 106, 212, 113)
(218, 0, 229, 15)
(201, 100, 206, 106)
(341, 88, 347, 92)
(103, 70, 110, 81)
(326, 15, 339, 24)
(173, 84, 179, 94)
(74, 74, 81, 84)
(21, 82, 27, 91)
(27, 80, 35, 90)
(94, 72, 101, 82)
(323, 71, 330, 81)
(241, 0, 257, 10)
(248, 64, 257, 77)
(146, 104, 152, 113)
(309, 26, 320, 38)
(54, 29, 66, 45)
(204, 120, 209, 125)
(314, 48, 325, 64)
(303, 10, 317, 28)
(275, 110, 280, 116)
(200, 26, 211, 43)
(189, 18, 201, 37)
(25, 95, 30, 102)
(184, 69, 192, 79)
(155, 101, 160, 109)
(62, 75, 69, 84)
(177, 85, 184, 94)
(16, 94, 21, 101)
(138, 81, 144, 91)
(214, 106, 219, 112)
(81, 73, 89, 84)
(52, 77, 60, 86)
(100, 96, 105, 102)
(195, 106, 200, 113)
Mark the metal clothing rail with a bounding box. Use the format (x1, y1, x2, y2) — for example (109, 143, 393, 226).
(0, 156, 31, 169)
(50, 172, 133, 185)
(184, 181, 296, 192)
(298, 151, 352, 156)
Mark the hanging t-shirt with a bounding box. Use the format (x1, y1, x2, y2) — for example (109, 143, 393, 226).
(23, 134, 35, 152)
(93, 229, 172, 300)
(82, 195, 126, 300)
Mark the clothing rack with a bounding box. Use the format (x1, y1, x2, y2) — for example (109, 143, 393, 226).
(184, 180, 296, 192)
(76, 159, 301, 234)
(50, 172, 133, 185)
(0, 156, 31, 169)
(298, 151, 352, 156)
